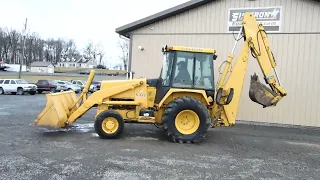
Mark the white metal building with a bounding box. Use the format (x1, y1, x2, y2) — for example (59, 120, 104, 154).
(116, 0, 320, 127)
(30, 61, 54, 73)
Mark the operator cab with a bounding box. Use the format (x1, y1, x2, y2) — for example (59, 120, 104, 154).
(147, 45, 218, 104)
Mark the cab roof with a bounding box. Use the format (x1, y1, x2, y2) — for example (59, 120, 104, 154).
(162, 45, 216, 54)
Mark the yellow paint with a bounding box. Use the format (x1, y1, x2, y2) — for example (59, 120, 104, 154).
(164, 45, 216, 54)
(175, 110, 200, 135)
(147, 87, 156, 107)
(137, 116, 156, 123)
(211, 12, 287, 127)
(34, 70, 146, 127)
(34, 90, 79, 128)
(102, 117, 119, 134)
(154, 108, 164, 124)
(158, 88, 210, 108)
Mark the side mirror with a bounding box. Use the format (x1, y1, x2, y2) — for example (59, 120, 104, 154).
(213, 54, 218, 60)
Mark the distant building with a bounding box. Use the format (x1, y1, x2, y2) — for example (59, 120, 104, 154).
(56, 56, 97, 68)
(76, 57, 96, 68)
(30, 61, 54, 73)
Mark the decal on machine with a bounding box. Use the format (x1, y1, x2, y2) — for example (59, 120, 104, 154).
(136, 92, 146, 98)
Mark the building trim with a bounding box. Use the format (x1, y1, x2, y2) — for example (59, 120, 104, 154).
(115, 0, 215, 38)
(130, 32, 320, 36)
(128, 33, 133, 72)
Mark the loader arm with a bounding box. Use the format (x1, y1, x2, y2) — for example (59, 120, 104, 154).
(34, 69, 144, 128)
(65, 80, 143, 125)
(211, 12, 287, 127)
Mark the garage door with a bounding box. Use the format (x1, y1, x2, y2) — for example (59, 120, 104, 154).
(47, 67, 54, 73)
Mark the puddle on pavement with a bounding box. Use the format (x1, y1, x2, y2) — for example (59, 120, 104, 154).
(38, 123, 94, 133)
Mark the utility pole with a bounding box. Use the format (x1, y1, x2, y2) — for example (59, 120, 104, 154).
(18, 18, 27, 79)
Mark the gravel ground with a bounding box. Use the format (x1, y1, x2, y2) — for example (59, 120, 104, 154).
(0, 94, 319, 180)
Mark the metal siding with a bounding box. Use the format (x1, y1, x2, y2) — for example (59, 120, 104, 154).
(133, 0, 320, 34)
(129, 0, 320, 127)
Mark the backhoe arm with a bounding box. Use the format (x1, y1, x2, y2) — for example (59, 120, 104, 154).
(211, 12, 287, 127)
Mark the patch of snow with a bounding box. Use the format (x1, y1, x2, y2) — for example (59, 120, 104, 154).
(286, 141, 320, 148)
(92, 133, 99, 137)
(126, 136, 159, 141)
(120, 148, 139, 152)
(71, 123, 94, 133)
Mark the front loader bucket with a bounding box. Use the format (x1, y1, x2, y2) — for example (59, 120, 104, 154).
(249, 74, 278, 108)
(34, 91, 79, 128)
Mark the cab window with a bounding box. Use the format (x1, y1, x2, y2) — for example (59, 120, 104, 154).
(194, 53, 214, 89)
(172, 51, 194, 88)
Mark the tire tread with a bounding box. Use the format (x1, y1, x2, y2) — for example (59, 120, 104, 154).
(162, 96, 211, 144)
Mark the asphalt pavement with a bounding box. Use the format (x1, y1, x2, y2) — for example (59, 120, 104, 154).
(0, 93, 319, 180)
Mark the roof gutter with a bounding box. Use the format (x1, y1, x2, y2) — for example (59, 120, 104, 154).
(119, 34, 130, 40)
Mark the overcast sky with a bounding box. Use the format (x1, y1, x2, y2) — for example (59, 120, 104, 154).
(0, 0, 188, 68)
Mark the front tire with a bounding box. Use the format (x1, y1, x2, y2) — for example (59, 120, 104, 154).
(94, 110, 124, 139)
(50, 87, 56, 93)
(29, 91, 36, 95)
(17, 88, 24, 95)
(162, 96, 211, 143)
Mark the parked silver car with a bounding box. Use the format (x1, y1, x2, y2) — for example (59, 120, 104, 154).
(71, 80, 97, 93)
(54, 80, 81, 93)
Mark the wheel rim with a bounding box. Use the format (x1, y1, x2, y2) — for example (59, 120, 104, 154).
(101, 117, 119, 134)
(18, 89, 23, 95)
(175, 110, 200, 135)
(0, 88, 3, 94)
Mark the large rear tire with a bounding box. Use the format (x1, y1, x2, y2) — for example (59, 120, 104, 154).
(162, 96, 211, 143)
(94, 110, 124, 139)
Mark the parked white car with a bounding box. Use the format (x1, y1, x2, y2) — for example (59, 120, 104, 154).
(71, 80, 86, 91)
(0, 79, 37, 95)
(55, 80, 81, 93)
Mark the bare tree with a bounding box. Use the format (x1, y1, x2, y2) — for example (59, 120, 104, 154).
(83, 41, 98, 63)
(0, 25, 105, 67)
(118, 39, 129, 70)
(95, 43, 105, 65)
(8, 29, 20, 64)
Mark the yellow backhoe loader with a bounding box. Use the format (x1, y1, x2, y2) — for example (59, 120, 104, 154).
(34, 12, 287, 143)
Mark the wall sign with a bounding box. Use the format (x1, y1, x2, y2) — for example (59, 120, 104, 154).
(228, 6, 282, 33)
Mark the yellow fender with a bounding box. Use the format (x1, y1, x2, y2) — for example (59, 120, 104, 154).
(157, 88, 211, 108)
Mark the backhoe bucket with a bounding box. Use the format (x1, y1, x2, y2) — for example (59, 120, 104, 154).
(249, 74, 277, 107)
(34, 91, 79, 128)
